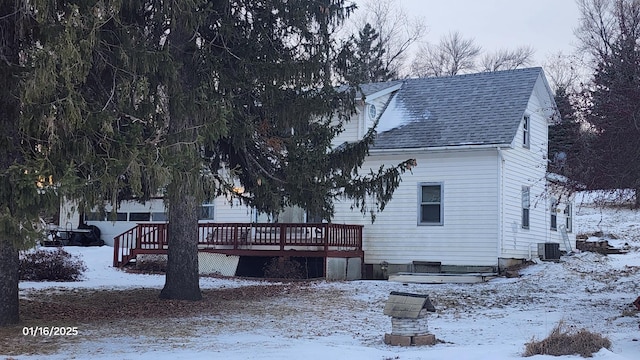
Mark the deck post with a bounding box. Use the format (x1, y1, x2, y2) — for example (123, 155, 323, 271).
(279, 225, 286, 251)
(323, 224, 329, 277)
(113, 236, 120, 267)
(158, 223, 164, 249)
(233, 224, 238, 250)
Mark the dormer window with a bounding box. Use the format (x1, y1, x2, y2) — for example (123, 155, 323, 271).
(523, 115, 530, 148)
(368, 104, 377, 120)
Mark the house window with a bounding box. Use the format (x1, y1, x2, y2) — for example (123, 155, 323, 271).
(523, 115, 530, 148)
(198, 204, 215, 220)
(85, 212, 104, 221)
(151, 212, 168, 221)
(106, 212, 127, 221)
(564, 203, 572, 232)
(522, 186, 530, 229)
(129, 212, 151, 222)
(550, 198, 558, 231)
(419, 183, 443, 225)
(368, 104, 377, 120)
(306, 211, 323, 223)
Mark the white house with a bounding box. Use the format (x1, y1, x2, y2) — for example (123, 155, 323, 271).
(59, 67, 573, 278)
(330, 67, 574, 277)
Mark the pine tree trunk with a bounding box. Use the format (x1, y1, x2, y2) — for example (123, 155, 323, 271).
(158, 2, 203, 301)
(159, 179, 202, 300)
(0, 0, 22, 326)
(0, 239, 19, 326)
(636, 187, 640, 209)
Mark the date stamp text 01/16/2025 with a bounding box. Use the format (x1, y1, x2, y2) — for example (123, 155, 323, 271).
(22, 327, 79, 337)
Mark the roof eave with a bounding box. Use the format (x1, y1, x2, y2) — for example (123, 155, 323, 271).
(369, 143, 514, 155)
(359, 83, 403, 102)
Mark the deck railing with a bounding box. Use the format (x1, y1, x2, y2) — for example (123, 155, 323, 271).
(113, 222, 363, 267)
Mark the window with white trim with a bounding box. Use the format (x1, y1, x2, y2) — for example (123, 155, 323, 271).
(523, 115, 530, 148)
(564, 203, 572, 232)
(550, 198, 558, 231)
(522, 186, 530, 229)
(151, 212, 167, 221)
(113, 212, 127, 221)
(129, 212, 151, 222)
(85, 212, 104, 221)
(419, 183, 443, 225)
(198, 204, 215, 220)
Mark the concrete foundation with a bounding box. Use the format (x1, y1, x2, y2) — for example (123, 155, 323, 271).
(368, 262, 498, 280)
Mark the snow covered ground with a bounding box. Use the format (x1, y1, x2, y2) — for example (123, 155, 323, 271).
(7, 192, 640, 360)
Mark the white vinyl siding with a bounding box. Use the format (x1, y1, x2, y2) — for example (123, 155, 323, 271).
(500, 78, 553, 259)
(331, 94, 395, 147)
(81, 197, 254, 246)
(211, 196, 253, 223)
(82, 199, 166, 246)
(332, 149, 500, 267)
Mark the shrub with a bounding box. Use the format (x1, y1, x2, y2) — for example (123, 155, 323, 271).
(135, 254, 167, 273)
(263, 257, 305, 279)
(19, 248, 87, 281)
(524, 321, 611, 357)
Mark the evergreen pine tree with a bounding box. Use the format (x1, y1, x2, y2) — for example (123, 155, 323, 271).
(584, 27, 640, 206)
(0, 0, 26, 326)
(338, 23, 395, 84)
(2, 0, 414, 313)
(548, 86, 582, 178)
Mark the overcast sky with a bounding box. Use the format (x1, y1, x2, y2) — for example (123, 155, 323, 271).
(397, 0, 582, 66)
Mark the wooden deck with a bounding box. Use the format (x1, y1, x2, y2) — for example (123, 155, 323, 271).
(113, 222, 364, 268)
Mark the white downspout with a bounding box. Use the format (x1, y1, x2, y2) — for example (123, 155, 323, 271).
(497, 147, 504, 267)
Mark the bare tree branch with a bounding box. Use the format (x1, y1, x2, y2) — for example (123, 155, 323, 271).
(480, 46, 535, 72)
(411, 31, 481, 77)
(575, 0, 617, 61)
(543, 51, 583, 93)
(349, 0, 425, 77)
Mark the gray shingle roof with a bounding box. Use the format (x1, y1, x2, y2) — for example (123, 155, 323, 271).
(358, 80, 403, 98)
(372, 67, 547, 150)
(337, 80, 403, 100)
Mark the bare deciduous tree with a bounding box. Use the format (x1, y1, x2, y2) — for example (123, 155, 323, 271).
(543, 52, 583, 92)
(480, 46, 535, 72)
(349, 0, 425, 78)
(575, 0, 619, 60)
(411, 31, 481, 77)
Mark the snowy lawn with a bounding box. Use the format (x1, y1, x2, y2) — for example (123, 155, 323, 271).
(2, 194, 640, 360)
